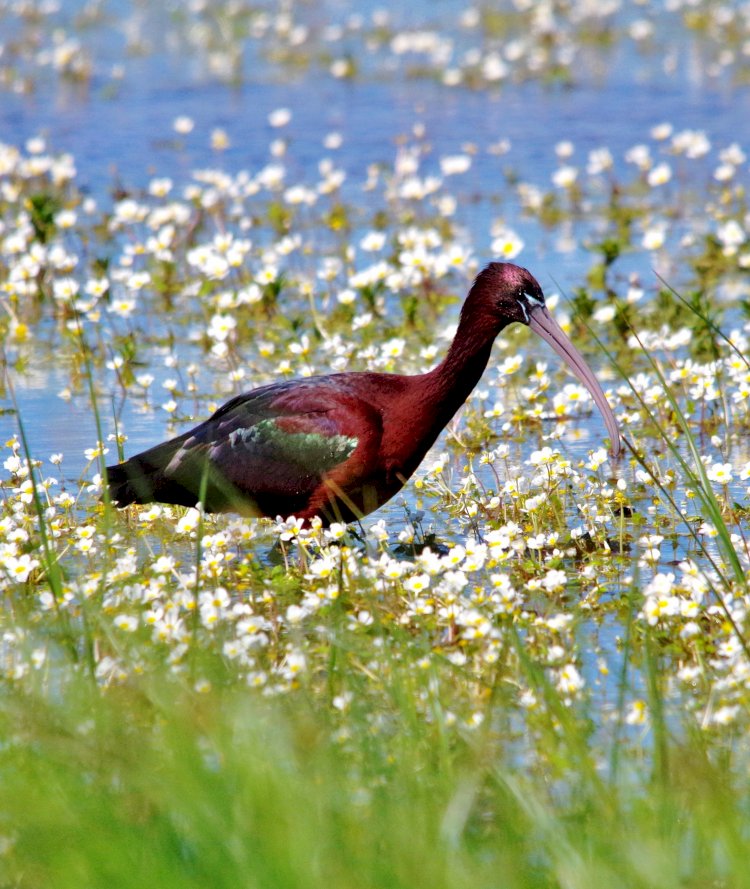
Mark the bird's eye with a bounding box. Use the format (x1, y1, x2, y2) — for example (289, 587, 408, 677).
(522, 289, 544, 308)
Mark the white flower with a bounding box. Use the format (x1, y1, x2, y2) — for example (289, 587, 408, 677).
(4, 554, 39, 583)
(650, 122, 673, 140)
(642, 226, 665, 251)
(284, 650, 306, 675)
(149, 177, 173, 197)
(324, 132, 343, 149)
(585, 448, 609, 471)
(108, 297, 137, 318)
(439, 154, 472, 176)
(552, 166, 578, 188)
(593, 305, 616, 323)
(173, 116, 194, 134)
(4, 455, 22, 475)
(404, 572, 430, 594)
(491, 228, 524, 259)
(625, 700, 648, 725)
(716, 220, 745, 254)
(211, 129, 230, 151)
(557, 663, 585, 695)
(309, 556, 336, 579)
(268, 108, 292, 128)
(381, 338, 405, 359)
(153, 555, 177, 574)
(55, 209, 77, 228)
(671, 129, 710, 158)
(286, 605, 307, 624)
(625, 144, 651, 170)
(360, 231, 386, 252)
(275, 516, 306, 541)
(207, 313, 237, 342)
(707, 462, 733, 485)
(541, 569, 567, 593)
(113, 614, 138, 632)
(711, 705, 740, 726)
(647, 163, 672, 187)
(587, 147, 613, 175)
(53, 277, 79, 301)
(176, 509, 201, 534)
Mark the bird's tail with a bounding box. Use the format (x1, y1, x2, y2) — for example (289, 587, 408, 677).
(106, 457, 157, 507)
(105, 435, 196, 509)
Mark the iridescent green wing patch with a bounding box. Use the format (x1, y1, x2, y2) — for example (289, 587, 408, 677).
(228, 418, 358, 472)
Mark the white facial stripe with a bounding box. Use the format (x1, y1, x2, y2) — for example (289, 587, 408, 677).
(523, 290, 545, 307)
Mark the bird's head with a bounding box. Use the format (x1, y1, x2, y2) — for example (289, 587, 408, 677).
(471, 261, 621, 457)
(471, 261, 547, 325)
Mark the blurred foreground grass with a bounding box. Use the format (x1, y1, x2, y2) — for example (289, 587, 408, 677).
(2, 650, 750, 889)
(3, 5, 750, 879)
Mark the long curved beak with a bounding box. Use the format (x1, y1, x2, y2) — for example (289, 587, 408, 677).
(527, 305, 621, 457)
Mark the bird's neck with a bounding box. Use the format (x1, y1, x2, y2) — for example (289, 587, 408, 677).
(377, 292, 506, 478)
(421, 303, 503, 427)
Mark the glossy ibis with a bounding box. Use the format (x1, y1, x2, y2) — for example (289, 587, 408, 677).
(107, 262, 620, 524)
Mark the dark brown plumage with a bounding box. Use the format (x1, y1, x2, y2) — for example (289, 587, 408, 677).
(107, 262, 620, 524)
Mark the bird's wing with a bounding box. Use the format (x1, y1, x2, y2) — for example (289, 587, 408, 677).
(163, 379, 382, 513)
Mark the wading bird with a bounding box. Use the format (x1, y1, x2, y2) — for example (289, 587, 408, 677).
(107, 262, 620, 525)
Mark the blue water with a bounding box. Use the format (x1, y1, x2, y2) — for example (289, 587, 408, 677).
(3, 4, 747, 729)
(2, 1, 749, 483)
